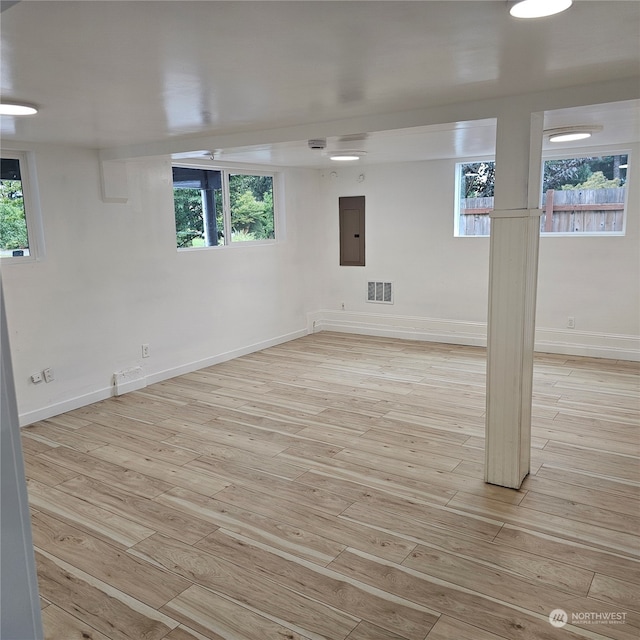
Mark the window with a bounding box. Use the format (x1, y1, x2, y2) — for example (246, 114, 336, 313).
(172, 166, 275, 249)
(455, 161, 494, 237)
(0, 153, 42, 259)
(541, 154, 628, 234)
(455, 153, 629, 236)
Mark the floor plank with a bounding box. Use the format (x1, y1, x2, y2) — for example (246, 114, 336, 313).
(132, 532, 359, 639)
(214, 483, 417, 563)
(27, 479, 155, 549)
(495, 524, 640, 586)
(425, 615, 508, 640)
(57, 474, 219, 545)
(35, 549, 178, 640)
(154, 485, 346, 566)
(31, 511, 192, 609)
(161, 584, 317, 640)
(193, 529, 438, 640)
(41, 604, 112, 640)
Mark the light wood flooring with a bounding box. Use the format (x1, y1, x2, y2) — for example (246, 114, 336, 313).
(21, 332, 640, 640)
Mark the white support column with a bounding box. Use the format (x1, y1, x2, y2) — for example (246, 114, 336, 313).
(485, 108, 543, 489)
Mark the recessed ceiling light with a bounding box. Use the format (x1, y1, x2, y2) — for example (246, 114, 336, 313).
(549, 131, 591, 143)
(329, 151, 366, 162)
(0, 102, 38, 116)
(510, 0, 572, 19)
(545, 125, 602, 143)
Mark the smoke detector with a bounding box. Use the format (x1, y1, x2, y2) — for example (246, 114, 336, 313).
(308, 139, 327, 150)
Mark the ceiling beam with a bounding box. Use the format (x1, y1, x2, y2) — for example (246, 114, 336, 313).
(99, 76, 640, 162)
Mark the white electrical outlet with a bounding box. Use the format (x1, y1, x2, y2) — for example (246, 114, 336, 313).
(43, 368, 54, 383)
(567, 316, 575, 329)
(142, 344, 150, 358)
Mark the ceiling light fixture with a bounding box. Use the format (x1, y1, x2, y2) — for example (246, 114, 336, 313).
(510, 0, 572, 19)
(546, 125, 602, 143)
(0, 101, 38, 115)
(329, 151, 366, 162)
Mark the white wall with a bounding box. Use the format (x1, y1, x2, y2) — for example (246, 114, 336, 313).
(315, 161, 491, 320)
(2, 146, 321, 425)
(310, 148, 640, 358)
(3, 142, 638, 424)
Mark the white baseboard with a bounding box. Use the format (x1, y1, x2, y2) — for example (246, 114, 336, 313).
(534, 328, 640, 361)
(19, 386, 114, 427)
(307, 310, 640, 361)
(144, 328, 308, 385)
(19, 328, 307, 427)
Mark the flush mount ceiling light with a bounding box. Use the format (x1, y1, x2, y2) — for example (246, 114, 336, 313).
(546, 125, 602, 143)
(0, 101, 38, 115)
(329, 151, 366, 162)
(510, 0, 572, 19)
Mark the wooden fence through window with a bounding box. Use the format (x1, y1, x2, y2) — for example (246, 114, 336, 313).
(460, 187, 625, 235)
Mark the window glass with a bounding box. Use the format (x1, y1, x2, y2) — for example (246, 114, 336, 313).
(229, 174, 274, 242)
(172, 167, 223, 248)
(541, 154, 628, 234)
(1, 157, 30, 257)
(455, 161, 494, 237)
(172, 167, 275, 249)
(455, 154, 629, 236)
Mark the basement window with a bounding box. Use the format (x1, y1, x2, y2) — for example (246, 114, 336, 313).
(0, 152, 43, 260)
(454, 160, 495, 237)
(455, 153, 630, 236)
(540, 153, 629, 235)
(172, 166, 275, 249)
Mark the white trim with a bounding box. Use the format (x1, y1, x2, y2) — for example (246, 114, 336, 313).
(0, 150, 45, 263)
(144, 328, 306, 386)
(534, 328, 640, 360)
(307, 310, 640, 361)
(19, 328, 307, 427)
(489, 208, 543, 219)
(19, 386, 114, 427)
(308, 310, 486, 346)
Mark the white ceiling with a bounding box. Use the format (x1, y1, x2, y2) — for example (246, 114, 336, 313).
(1, 1, 639, 167)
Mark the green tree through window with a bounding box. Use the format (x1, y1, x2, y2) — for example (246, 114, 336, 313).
(0, 157, 30, 256)
(173, 167, 275, 248)
(229, 174, 274, 241)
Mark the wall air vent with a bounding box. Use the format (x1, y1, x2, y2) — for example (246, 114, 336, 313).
(367, 281, 393, 304)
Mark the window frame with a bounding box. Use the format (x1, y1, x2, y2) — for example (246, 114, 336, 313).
(0, 150, 45, 263)
(454, 157, 495, 238)
(538, 149, 630, 237)
(171, 162, 279, 251)
(454, 149, 631, 238)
